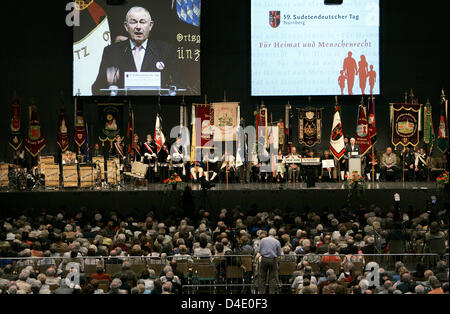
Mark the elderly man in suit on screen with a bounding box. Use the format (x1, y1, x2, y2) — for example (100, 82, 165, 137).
(92, 6, 180, 95)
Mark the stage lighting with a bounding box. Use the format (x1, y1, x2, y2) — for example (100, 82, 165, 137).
(324, 0, 343, 5)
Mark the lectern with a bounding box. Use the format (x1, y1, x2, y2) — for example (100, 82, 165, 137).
(348, 152, 362, 175)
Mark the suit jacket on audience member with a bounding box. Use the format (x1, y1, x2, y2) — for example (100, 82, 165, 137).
(381, 153, 398, 168)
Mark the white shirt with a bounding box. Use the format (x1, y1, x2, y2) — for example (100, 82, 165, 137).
(130, 39, 148, 72)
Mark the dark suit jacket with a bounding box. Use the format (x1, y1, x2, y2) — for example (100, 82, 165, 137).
(92, 39, 181, 95)
(344, 144, 361, 159)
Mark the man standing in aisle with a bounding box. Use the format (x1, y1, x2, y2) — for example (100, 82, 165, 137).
(258, 228, 281, 294)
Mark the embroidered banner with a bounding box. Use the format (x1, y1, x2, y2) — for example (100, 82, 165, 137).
(298, 108, 322, 147)
(9, 98, 22, 151)
(57, 105, 69, 152)
(212, 102, 239, 142)
(391, 103, 421, 148)
(355, 103, 371, 156)
(25, 105, 46, 157)
(74, 98, 87, 147)
(98, 103, 124, 145)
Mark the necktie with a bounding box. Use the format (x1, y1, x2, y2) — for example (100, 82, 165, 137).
(133, 46, 143, 72)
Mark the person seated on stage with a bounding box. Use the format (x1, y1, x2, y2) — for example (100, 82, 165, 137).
(220, 151, 236, 183)
(131, 134, 143, 162)
(170, 137, 186, 180)
(380, 147, 399, 181)
(62, 151, 78, 165)
(203, 148, 219, 182)
(287, 146, 301, 183)
(401, 145, 416, 182)
(142, 134, 158, 182)
(414, 147, 428, 181)
(364, 149, 380, 182)
(190, 160, 204, 183)
(91, 143, 103, 158)
(319, 150, 335, 182)
(259, 150, 272, 183)
(304, 149, 320, 183)
(157, 142, 171, 182)
(275, 148, 286, 183)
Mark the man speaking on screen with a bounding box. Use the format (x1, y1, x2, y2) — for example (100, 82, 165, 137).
(92, 6, 181, 95)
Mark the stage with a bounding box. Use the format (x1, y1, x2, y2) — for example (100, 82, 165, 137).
(1, 182, 447, 218)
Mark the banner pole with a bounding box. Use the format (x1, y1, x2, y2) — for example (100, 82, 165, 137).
(372, 146, 375, 185)
(226, 161, 229, 188)
(402, 145, 405, 185)
(338, 160, 341, 183)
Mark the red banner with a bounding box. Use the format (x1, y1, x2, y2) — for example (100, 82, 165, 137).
(25, 106, 46, 157)
(74, 99, 87, 147)
(356, 103, 371, 156)
(57, 105, 69, 152)
(368, 96, 377, 145)
(195, 105, 214, 148)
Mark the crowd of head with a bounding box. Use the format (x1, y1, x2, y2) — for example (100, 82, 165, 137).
(0, 199, 448, 294)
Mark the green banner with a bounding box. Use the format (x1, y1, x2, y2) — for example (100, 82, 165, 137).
(423, 102, 435, 148)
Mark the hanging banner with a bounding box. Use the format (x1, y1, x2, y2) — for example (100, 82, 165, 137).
(391, 103, 421, 148)
(57, 105, 69, 152)
(9, 98, 22, 151)
(193, 104, 214, 148)
(355, 103, 371, 156)
(25, 105, 46, 157)
(212, 102, 239, 142)
(98, 103, 124, 145)
(74, 98, 87, 147)
(278, 121, 285, 148)
(330, 105, 345, 160)
(298, 108, 322, 147)
(437, 93, 448, 153)
(255, 106, 268, 148)
(423, 101, 435, 147)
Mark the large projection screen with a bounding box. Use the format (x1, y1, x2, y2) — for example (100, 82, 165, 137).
(251, 0, 380, 96)
(73, 0, 201, 96)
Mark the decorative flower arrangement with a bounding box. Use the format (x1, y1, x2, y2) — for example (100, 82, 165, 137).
(164, 173, 183, 185)
(436, 171, 448, 186)
(164, 173, 183, 190)
(345, 171, 366, 190)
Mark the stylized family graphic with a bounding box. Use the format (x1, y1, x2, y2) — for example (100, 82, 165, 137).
(338, 52, 377, 95)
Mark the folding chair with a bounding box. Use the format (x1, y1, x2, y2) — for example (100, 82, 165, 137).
(195, 265, 216, 293)
(225, 266, 244, 293)
(148, 263, 163, 277)
(130, 263, 146, 277)
(106, 263, 122, 276)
